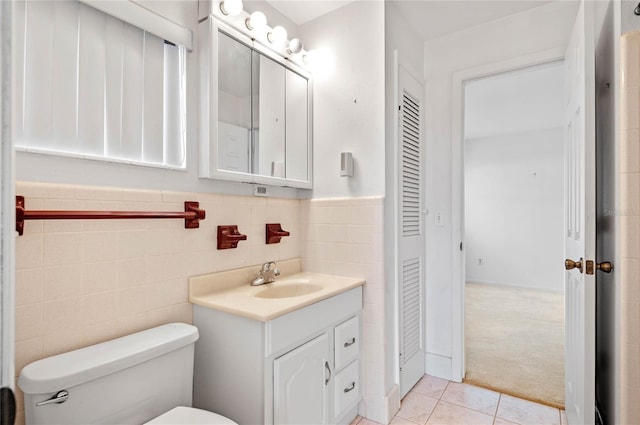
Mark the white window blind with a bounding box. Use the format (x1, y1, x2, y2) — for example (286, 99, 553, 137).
(14, 0, 186, 168)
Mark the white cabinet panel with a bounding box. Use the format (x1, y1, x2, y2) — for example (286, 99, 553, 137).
(274, 333, 330, 425)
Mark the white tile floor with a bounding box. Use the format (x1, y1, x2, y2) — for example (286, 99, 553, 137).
(352, 375, 567, 425)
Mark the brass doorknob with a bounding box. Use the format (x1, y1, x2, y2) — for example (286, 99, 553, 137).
(565, 258, 583, 273)
(597, 261, 613, 273)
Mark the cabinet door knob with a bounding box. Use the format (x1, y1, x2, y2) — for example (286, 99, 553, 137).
(344, 337, 356, 348)
(324, 361, 331, 385)
(344, 382, 356, 393)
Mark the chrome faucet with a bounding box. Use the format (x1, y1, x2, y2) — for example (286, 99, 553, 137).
(251, 261, 281, 286)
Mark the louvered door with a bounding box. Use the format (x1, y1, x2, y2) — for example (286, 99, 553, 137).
(397, 64, 425, 398)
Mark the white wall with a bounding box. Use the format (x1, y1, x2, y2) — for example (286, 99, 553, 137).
(423, 1, 578, 380)
(465, 128, 565, 291)
(15, 0, 305, 199)
(298, 1, 386, 199)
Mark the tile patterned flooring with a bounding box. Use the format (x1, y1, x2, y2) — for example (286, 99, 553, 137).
(352, 375, 567, 425)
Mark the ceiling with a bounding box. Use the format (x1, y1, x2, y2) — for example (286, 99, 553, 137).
(389, 0, 555, 41)
(266, 0, 555, 40)
(464, 61, 565, 140)
(265, 0, 355, 26)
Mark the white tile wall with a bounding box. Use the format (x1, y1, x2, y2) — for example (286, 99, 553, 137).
(620, 31, 640, 425)
(14, 182, 387, 425)
(300, 196, 386, 419)
(13, 181, 301, 424)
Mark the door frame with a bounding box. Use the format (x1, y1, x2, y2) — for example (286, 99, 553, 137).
(1, 0, 16, 419)
(450, 47, 567, 381)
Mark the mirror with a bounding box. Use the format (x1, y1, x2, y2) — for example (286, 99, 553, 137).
(200, 18, 312, 188)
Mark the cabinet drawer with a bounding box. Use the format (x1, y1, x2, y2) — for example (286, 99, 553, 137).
(334, 316, 359, 370)
(334, 360, 360, 420)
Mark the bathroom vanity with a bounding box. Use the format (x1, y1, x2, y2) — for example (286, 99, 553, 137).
(189, 259, 363, 425)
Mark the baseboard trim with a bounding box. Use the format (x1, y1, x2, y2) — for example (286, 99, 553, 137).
(465, 279, 564, 293)
(426, 353, 454, 381)
(360, 385, 401, 425)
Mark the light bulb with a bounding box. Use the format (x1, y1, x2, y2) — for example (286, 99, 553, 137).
(287, 38, 303, 55)
(246, 11, 267, 31)
(220, 0, 243, 16)
(268, 26, 288, 46)
(303, 49, 334, 78)
(303, 49, 319, 66)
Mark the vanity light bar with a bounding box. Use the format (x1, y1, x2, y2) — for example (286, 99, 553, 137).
(211, 0, 311, 69)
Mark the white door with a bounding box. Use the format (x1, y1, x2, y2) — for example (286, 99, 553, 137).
(564, 1, 595, 424)
(397, 61, 425, 397)
(273, 333, 330, 425)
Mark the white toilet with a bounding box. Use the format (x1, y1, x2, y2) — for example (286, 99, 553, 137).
(18, 323, 237, 425)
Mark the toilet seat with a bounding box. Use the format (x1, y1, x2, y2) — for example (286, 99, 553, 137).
(145, 406, 238, 424)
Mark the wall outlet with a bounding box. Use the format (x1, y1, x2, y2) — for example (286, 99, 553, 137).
(477, 258, 483, 265)
(253, 185, 268, 197)
(435, 211, 444, 227)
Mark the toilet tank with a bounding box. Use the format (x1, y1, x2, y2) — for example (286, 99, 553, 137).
(19, 323, 199, 425)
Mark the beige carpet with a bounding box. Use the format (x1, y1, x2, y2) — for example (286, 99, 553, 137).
(464, 282, 565, 409)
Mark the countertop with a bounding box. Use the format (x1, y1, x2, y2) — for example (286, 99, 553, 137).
(188, 259, 365, 321)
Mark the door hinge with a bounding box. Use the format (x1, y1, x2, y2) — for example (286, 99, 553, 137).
(460, 242, 463, 251)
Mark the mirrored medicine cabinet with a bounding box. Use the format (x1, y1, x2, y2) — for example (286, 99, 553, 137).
(199, 17, 312, 189)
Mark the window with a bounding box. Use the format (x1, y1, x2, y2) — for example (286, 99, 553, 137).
(13, 1, 187, 168)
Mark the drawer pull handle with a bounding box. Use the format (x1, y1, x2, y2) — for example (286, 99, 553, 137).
(324, 361, 332, 385)
(344, 382, 356, 393)
(344, 337, 356, 348)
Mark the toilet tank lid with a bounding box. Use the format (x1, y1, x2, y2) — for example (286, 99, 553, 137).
(19, 323, 199, 394)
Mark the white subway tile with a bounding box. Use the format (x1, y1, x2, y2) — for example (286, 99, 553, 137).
(118, 230, 148, 259)
(42, 199, 83, 233)
(43, 328, 83, 357)
(82, 320, 120, 347)
(16, 268, 43, 306)
(82, 261, 118, 295)
(16, 304, 42, 341)
(621, 172, 640, 216)
(622, 130, 640, 174)
(17, 182, 75, 199)
(172, 303, 193, 324)
(43, 298, 81, 335)
(147, 253, 187, 282)
(16, 234, 44, 270)
(42, 264, 82, 301)
(147, 306, 175, 328)
(43, 233, 83, 266)
(623, 87, 640, 130)
(15, 337, 42, 375)
(117, 287, 148, 317)
(83, 291, 117, 325)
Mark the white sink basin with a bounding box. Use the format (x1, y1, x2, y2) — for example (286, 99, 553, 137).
(254, 282, 323, 299)
(189, 259, 365, 321)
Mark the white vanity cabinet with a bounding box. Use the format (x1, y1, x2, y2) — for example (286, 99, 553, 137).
(193, 286, 362, 425)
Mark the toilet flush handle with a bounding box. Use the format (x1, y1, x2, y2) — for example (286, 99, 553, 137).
(36, 390, 69, 406)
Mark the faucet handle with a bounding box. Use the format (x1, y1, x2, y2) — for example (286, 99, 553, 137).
(273, 267, 281, 276)
(262, 261, 277, 272)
